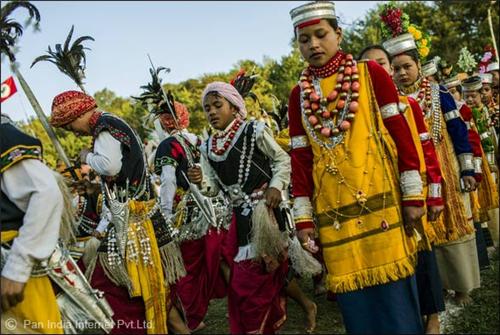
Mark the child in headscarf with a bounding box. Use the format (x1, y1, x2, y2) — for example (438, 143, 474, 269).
(187, 81, 291, 334)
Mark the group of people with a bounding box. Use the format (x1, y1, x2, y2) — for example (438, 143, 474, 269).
(1, 1, 498, 334)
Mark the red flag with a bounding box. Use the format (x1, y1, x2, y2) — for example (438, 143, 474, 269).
(1, 76, 17, 103)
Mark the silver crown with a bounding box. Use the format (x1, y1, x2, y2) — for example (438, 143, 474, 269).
(422, 61, 438, 77)
(442, 75, 461, 89)
(290, 1, 336, 28)
(487, 62, 499, 72)
(480, 73, 493, 84)
(382, 33, 417, 57)
(462, 76, 482, 92)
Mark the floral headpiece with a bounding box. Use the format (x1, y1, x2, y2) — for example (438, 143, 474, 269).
(457, 47, 477, 76)
(380, 3, 431, 61)
(478, 45, 496, 74)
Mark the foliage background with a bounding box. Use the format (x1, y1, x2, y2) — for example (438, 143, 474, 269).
(12, 1, 498, 167)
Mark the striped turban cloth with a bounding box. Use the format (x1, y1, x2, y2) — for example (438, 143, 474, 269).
(159, 101, 190, 130)
(201, 81, 247, 119)
(50, 90, 97, 127)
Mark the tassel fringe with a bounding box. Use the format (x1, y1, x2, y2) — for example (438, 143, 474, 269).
(53, 171, 78, 245)
(326, 255, 417, 294)
(433, 138, 475, 245)
(288, 236, 322, 277)
(250, 200, 288, 260)
(82, 237, 101, 270)
(97, 253, 132, 291)
(159, 241, 186, 284)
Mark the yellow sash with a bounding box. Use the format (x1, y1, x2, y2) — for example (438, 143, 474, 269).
(126, 200, 168, 334)
(426, 106, 475, 244)
(306, 62, 417, 293)
(1, 231, 63, 334)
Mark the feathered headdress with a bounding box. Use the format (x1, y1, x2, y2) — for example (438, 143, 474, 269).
(133, 65, 175, 117)
(230, 68, 258, 100)
(380, 3, 431, 61)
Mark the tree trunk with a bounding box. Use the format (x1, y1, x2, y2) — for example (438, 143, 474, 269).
(12, 64, 75, 174)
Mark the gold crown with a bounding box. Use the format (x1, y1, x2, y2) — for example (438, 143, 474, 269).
(462, 76, 482, 92)
(422, 61, 438, 77)
(290, 1, 336, 28)
(382, 33, 417, 57)
(442, 75, 461, 89)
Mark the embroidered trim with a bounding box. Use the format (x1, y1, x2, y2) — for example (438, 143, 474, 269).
(443, 109, 461, 121)
(0, 145, 42, 173)
(92, 114, 131, 148)
(379, 103, 400, 119)
(400, 170, 423, 197)
(464, 121, 471, 130)
(428, 183, 442, 198)
(154, 156, 178, 175)
(293, 197, 313, 223)
(458, 153, 474, 171)
(291, 135, 310, 149)
(419, 132, 431, 142)
(474, 157, 482, 174)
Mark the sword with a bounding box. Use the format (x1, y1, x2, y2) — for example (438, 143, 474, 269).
(147, 55, 216, 226)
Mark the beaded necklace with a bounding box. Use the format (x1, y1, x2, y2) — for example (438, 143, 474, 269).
(399, 78, 443, 144)
(300, 53, 360, 146)
(211, 118, 243, 155)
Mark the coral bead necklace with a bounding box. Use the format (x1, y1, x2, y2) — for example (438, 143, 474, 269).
(211, 118, 243, 155)
(300, 53, 361, 139)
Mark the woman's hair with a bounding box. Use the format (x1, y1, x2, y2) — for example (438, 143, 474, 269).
(392, 49, 420, 65)
(357, 45, 392, 63)
(294, 18, 339, 38)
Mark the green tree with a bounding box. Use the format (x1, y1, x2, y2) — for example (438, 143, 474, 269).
(343, 1, 499, 65)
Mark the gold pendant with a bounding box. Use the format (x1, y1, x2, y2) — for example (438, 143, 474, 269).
(333, 220, 341, 231)
(355, 190, 367, 206)
(326, 164, 339, 175)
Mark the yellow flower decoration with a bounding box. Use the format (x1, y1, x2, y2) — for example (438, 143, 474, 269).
(414, 30, 422, 40)
(408, 26, 416, 34)
(420, 46, 430, 58)
(421, 39, 428, 46)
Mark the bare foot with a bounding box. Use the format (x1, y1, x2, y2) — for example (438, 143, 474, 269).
(454, 291, 473, 306)
(425, 313, 440, 334)
(305, 302, 317, 334)
(192, 321, 206, 333)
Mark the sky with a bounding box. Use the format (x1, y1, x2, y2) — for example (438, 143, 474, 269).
(1, 1, 382, 122)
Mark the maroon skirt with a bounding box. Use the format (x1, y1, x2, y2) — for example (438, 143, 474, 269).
(78, 260, 147, 335)
(174, 227, 228, 330)
(224, 214, 288, 334)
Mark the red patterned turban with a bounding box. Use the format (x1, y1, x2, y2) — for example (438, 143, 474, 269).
(159, 101, 190, 130)
(50, 90, 97, 127)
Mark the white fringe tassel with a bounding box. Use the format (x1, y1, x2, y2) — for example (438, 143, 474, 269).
(250, 199, 288, 260)
(288, 236, 323, 277)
